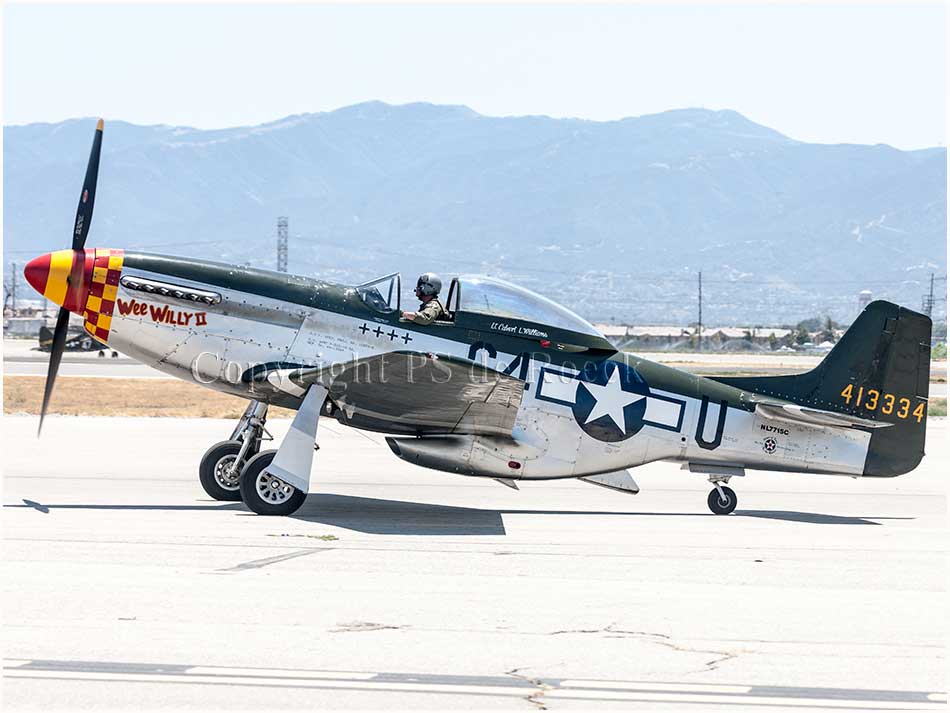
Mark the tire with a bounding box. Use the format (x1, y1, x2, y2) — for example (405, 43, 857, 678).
(239, 450, 306, 516)
(199, 440, 246, 501)
(707, 485, 737, 515)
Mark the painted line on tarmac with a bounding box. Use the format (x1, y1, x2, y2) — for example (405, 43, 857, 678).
(2, 669, 532, 699)
(3, 660, 945, 709)
(188, 666, 376, 680)
(214, 548, 330, 573)
(559, 680, 751, 693)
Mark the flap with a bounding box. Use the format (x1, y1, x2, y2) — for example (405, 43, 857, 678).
(323, 351, 525, 437)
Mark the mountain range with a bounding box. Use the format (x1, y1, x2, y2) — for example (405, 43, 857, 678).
(4, 101, 946, 325)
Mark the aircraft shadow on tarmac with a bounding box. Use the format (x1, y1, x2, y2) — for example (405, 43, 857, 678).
(8, 496, 912, 533)
(734, 510, 911, 526)
(288, 494, 509, 535)
(286, 494, 912, 533)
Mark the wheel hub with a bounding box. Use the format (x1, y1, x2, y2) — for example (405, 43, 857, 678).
(213, 455, 241, 490)
(257, 471, 294, 504)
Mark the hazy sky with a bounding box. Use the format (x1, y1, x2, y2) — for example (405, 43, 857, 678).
(3, 2, 947, 149)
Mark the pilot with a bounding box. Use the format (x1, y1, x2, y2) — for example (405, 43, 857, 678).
(402, 273, 446, 325)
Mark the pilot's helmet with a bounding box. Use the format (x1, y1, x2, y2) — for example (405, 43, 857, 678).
(415, 273, 442, 298)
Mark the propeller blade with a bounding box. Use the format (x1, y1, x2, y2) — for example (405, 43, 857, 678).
(72, 118, 104, 251)
(38, 306, 72, 435)
(37, 120, 106, 435)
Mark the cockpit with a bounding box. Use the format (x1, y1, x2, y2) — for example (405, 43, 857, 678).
(446, 275, 603, 336)
(355, 272, 401, 314)
(356, 272, 605, 340)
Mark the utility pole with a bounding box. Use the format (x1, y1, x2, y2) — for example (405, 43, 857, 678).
(697, 270, 703, 351)
(10, 262, 17, 315)
(277, 217, 289, 273)
(922, 272, 935, 318)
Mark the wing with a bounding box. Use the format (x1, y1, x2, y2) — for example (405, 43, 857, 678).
(243, 351, 525, 436)
(327, 351, 524, 436)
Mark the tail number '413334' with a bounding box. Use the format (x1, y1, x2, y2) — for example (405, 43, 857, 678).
(840, 384, 925, 422)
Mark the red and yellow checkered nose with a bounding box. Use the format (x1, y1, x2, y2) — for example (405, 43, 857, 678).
(24, 248, 124, 341)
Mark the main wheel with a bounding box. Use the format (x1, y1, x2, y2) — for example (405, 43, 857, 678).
(707, 485, 737, 515)
(239, 450, 306, 516)
(199, 440, 246, 501)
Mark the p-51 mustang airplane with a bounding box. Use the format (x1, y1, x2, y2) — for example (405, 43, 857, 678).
(23, 120, 932, 516)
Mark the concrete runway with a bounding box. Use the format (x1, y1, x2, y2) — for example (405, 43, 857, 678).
(2, 415, 947, 711)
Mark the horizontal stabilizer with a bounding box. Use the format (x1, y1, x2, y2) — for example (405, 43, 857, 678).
(757, 402, 892, 430)
(579, 470, 639, 494)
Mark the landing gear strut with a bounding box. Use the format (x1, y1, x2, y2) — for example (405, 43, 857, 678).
(707, 476, 737, 515)
(238, 385, 327, 517)
(198, 400, 271, 501)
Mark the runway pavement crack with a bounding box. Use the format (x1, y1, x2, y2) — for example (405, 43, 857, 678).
(546, 624, 671, 639)
(652, 639, 742, 674)
(547, 628, 604, 635)
(330, 621, 407, 633)
(506, 667, 554, 710)
(541, 624, 741, 674)
(699, 651, 739, 672)
(621, 633, 741, 674)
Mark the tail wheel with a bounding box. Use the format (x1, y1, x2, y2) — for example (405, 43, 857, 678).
(239, 450, 306, 516)
(707, 485, 737, 515)
(198, 440, 246, 501)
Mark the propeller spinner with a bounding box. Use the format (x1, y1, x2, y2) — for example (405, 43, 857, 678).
(23, 119, 105, 435)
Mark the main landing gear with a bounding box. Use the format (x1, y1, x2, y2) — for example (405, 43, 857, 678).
(707, 476, 737, 515)
(199, 401, 271, 502)
(199, 387, 327, 517)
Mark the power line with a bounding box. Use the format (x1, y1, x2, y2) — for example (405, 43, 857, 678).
(291, 234, 943, 286)
(1, 235, 941, 286)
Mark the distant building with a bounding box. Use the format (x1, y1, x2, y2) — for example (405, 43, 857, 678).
(593, 324, 793, 351)
(595, 324, 630, 338)
(3, 316, 46, 338)
(858, 290, 873, 311)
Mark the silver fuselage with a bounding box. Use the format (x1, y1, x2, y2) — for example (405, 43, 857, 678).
(102, 253, 872, 482)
